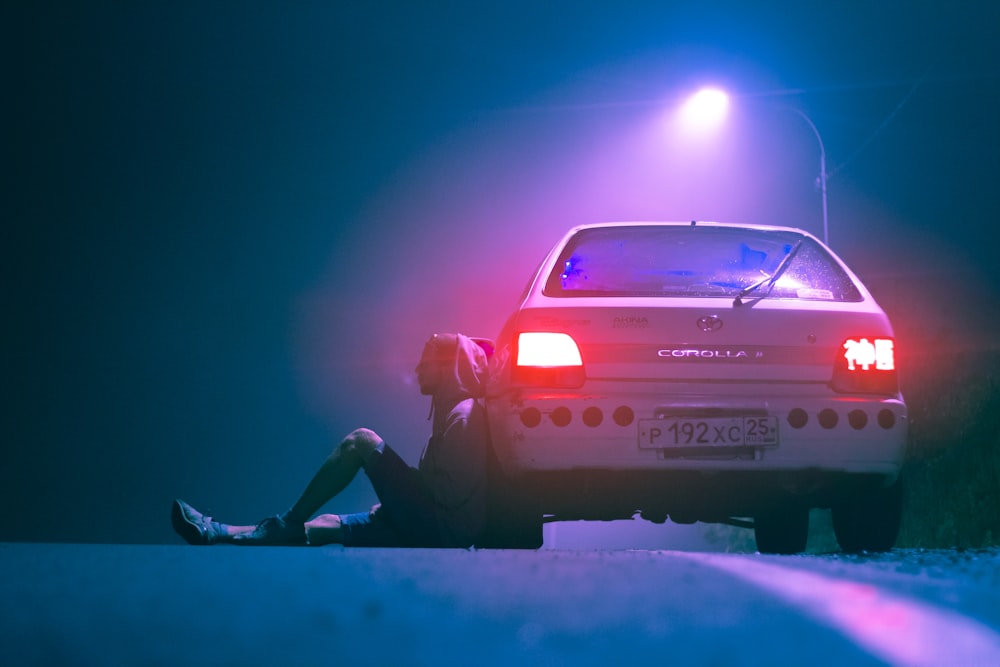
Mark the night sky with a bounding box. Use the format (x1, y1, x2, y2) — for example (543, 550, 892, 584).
(7, 2, 999, 545)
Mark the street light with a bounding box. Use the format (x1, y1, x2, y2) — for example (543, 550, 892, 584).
(678, 87, 730, 131)
(787, 107, 829, 247)
(680, 89, 830, 246)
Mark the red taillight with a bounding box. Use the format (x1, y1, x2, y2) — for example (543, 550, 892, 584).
(832, 337, 899, 395)
(512, 332, 585, 387)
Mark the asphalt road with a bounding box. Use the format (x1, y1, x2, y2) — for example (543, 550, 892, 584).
(3, 543, 1000, 666)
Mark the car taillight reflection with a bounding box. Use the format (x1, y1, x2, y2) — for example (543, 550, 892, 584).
(833, 337, 898, 395)
(513, 332, 585, 387)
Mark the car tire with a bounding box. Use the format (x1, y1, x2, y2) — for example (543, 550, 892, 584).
(476, 443, 544, 550)
(477, 485, 543, 549)
(832, 478, 902, 553)
(478, 510, 543, 550)
(754, 505, 810, 554)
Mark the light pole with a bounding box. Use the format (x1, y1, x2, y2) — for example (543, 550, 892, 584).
(787, 107, 829, 247)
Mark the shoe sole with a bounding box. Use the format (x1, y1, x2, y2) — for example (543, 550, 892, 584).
(171, 499, 211, 546)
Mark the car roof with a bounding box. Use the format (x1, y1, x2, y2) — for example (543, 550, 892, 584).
(564, 221, 820, 240)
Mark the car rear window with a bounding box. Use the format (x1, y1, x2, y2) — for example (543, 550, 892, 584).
(543, 225, 863, 302)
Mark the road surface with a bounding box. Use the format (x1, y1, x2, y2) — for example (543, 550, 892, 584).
(3, 542, 1000, 665)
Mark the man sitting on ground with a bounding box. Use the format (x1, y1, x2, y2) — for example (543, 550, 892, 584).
(172, 333, 491, 548)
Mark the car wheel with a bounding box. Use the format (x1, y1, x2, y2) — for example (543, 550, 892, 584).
(832, 478, 902, 553)
(476, 445, 544, 550)
(478, 511, 543, 549)
(754, 505, 810, 554)
(477, 486, 543, 549)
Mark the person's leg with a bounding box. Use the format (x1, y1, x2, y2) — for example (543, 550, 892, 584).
(231, 428, 384, 545)
(303, 442, 443, 548)
(172, 429, 384, 546)
(284, 428, 383, 524)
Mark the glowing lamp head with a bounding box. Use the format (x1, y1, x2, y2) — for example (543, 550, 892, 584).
(678, 87, 730, 132)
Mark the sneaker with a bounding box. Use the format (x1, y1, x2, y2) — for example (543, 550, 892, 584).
(172, 499, 226, 545)
(233, 514, 306, 546)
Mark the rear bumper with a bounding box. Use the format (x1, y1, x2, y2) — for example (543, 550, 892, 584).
(486, 383, 907, 477)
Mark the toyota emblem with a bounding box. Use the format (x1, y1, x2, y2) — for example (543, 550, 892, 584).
(697, 315, 723, 332)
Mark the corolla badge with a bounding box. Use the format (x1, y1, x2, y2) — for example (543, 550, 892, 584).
(696, 315, 723, 332)
(657, 348, 761, 359)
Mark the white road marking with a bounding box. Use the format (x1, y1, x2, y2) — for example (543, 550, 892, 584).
(679, 552, 1000, 667)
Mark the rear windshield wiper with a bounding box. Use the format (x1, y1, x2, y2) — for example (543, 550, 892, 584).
(733, 240, 803, 307)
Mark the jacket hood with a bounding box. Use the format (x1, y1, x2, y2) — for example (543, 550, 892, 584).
(426, 333, 491, 425)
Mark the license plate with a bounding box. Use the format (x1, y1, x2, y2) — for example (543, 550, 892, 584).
(638, 416, 779, 448)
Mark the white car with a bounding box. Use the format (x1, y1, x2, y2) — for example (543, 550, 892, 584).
(483, 221, 907, 553)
